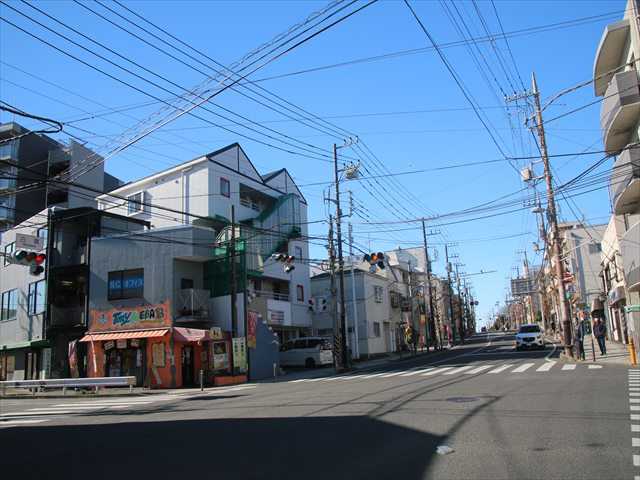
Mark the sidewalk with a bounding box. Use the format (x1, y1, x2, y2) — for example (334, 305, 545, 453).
(1, 384, 252, 399)
(549, 334, 632, 365)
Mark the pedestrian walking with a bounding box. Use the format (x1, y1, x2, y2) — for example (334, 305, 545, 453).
(574, 319, 585, 360)
(594, 318, 607, 356)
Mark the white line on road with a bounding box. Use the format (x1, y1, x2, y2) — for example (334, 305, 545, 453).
(53, 402, 153, 407)
(634, 454, 640, 467)
(359, 373, 388, 379)
(630, 393, 640, 397)
(442, 365, 475, 375)
(561, 364, 576, 371)
(488, 364, 514, 374)
(380, 371, 407, 378)
(422, 367, 453, 376)
(536, 362, 556, 372)
(109, 406, 129, 410)
(30, 406, 107, 411)
(400, 368, 435, 377)
(512, 363, 535, 373)
(633, 425, 640, 432)
(588, 365, 603, 369)
(630, 398, 640, 404)
(464, 365, 494, 375)
(1, 410, 76, 417)
(0, 419, 47, 426)
(631, 405, 640, 411)
(634, 438, 640, 447)
(632, 414, 640, 421)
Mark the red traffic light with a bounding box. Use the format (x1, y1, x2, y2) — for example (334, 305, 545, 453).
(34, 254, 46, 265)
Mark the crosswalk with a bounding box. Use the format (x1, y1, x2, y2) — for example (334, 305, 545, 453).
(288, 361, 605, 384)
(0, 384, 256, 427)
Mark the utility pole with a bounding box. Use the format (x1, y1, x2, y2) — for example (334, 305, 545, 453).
(421, 219, 439, 351)
(347, 195, 360, 359)
(531, 73, 573, 357)
(454, 263, 465, 344)
(328, 214, 341, 370)
(230, 205, 237, 372)
(333, 144, 349, 370)
(444, 244, 456, 346)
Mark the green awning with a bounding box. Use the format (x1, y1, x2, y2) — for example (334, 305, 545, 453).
(0, 339, 50, 351)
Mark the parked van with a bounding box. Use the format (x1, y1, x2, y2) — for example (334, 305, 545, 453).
(279, 337, 333, 368)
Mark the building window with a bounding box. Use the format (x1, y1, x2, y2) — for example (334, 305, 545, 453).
(37, 227, 48, 243)
(294, 246, 303, 260)
(28, 280, 46, 315)
(296, 284, 304, 302)
(373, 322, 381, 337)
(1, 289, 18, 321)
(108, 269, 144, 300)
(374, 285, 383, 303)
(127, 192, 144, 215)
(220, 178, 230, 198)
(3, 241, 14, 267)
(588, 243, 602, 254)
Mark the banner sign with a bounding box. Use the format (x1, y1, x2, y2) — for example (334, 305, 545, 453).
(247, 311, 258, 349)
(232, 337, 247, 372)
(212, 341, 229, 371)
(89, 301, 171, 331)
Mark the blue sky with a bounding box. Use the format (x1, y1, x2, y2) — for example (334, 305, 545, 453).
(0, 0, 624, 325)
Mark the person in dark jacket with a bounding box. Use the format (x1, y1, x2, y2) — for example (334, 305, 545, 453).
(574, 320, 585, 360)
(594, 318, 607, 356)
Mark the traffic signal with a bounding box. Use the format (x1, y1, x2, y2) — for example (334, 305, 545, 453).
(363, 252, 385, 272)
(271, 252, 295, 273)
(8, 250, 46, 276)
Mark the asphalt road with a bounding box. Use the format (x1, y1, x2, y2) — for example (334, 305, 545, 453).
(0, 332, 634, 480)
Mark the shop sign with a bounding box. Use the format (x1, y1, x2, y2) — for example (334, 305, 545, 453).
(104, 341, 115, 351)
(209, 327, 223, 340)
(116, 339, 127, 349)
(212, 341, 229, 371)
(232, 337, 247, 373)
(90, 301, 171, 332)
(152, 343, 165, 367)
(130, 339, 140, 348)
(247, 311, 258, 349)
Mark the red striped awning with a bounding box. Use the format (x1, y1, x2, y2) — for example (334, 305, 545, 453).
(79, 329, 169, 342)
(173, 327, 210, 343)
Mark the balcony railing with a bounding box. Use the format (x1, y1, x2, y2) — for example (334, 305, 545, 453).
(255, 290, 289, 302)
(240, 196, 261, 212)
(601, 69, 640, 153)
(176, 289, 210, 318)
(611, 146, 640, 215)
(620, 222, 640, 292)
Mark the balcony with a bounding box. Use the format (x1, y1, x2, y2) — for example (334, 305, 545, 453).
(594, 19, 630, 96)
(620, 222, 640, 292)
(255, 290, 289, 301)
(601, 69, 640, 154)
(612, 146, 640, 214)
(176, 289, 210, 321)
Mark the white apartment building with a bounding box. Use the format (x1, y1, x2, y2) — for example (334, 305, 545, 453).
(593, 0, 640, 349)
(95, 143, 312, 344)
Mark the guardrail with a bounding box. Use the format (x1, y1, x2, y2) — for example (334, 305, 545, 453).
(0, 376, 136, 396)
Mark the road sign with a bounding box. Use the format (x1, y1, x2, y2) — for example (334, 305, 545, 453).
(15, 233, 44, 251)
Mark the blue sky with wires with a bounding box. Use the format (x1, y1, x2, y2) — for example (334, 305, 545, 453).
(0, 0, 624, 325)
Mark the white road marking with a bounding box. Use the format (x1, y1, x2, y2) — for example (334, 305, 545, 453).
(442, 365, 475, 375)
(630, 398, 640, 404)
(289, 379, 310, 383)
(588, 365, 603, 369)
(561, 364, 576, 371)
(634, 454, 640, 467)
(633, 438, 640, 447)
(360, 373, 388, 379)
(53, 402, 153, 407)
(488, 364, 514, 374)
(422, 367, 453, 376)
(0, 419, 47, 426)
(109, 406, 129, 410)
(632, 425, 640, 432)
(512, 363, 535, 373)
(29, 406, 106, 411)
(380, 371, 407, 378)
(400, 368, 435, 377)
(631, 405, 640, 411)
(320, 376, 348, 382)
(536, 362, 556, 372)
(1, 410, 76, 417)
(630, 393, 640, 397)
(464, 365, 494, 375)
(632, 414, 640, 421)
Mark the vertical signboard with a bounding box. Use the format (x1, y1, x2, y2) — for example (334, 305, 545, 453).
(232, 337, 247, 373)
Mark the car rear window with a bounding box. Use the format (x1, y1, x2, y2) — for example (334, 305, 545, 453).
(519, 325, 541, 333)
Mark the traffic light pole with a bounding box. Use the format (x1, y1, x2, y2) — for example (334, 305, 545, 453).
(328, 215, 340, 370)
(445, 244, 456, 346)
(333, 143, 349, 371)
(454, 262, 465, 344)
(421, 219, 438, 351)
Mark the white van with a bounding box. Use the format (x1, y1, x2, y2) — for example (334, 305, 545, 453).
(279, 337, 333, 368)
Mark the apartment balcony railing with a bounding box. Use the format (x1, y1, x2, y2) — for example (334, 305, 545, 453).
(240, 196, 261, 212)
(601, 69, 640, 154)
(255, 290, 289, 302)
(611, 146, 640, 215)
(620, 222, 640, 292)
(593, 19, 630, 96)
(176, 288, 210, 319)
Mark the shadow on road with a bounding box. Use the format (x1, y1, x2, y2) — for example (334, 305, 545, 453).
(2, 416, 444, 480)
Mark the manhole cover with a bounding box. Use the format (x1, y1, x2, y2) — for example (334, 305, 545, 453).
(446, 397, 479, 403)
